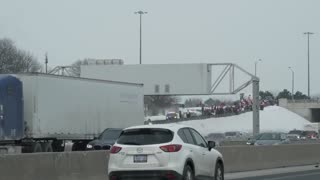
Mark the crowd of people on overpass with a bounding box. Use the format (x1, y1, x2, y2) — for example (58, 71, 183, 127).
(176, 96, 277, 120)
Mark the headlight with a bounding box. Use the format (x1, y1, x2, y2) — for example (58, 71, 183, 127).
(86, 144, 93, 149)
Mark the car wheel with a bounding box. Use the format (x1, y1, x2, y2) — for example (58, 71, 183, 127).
(183, 165, 194, 180)
(214, 162, 224, 180)
(32, 142, 42, 153)
(41, 142, 53, 152)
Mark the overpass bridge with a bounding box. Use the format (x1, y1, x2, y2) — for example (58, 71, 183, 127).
(279, 99, 320, 122)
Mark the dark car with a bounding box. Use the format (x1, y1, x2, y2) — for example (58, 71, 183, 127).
(287, 130, 303, 140)
(166, 112, 178, 120)
(301, 131, 318, 139)
(86, 128, 122, 150)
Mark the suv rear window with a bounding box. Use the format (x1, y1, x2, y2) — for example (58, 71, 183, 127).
(117, 128, 173, 145)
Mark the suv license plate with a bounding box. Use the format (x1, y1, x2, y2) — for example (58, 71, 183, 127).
(134, 155, 147, 163)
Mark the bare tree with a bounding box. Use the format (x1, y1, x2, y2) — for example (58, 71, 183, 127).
(69, 60, 82, 77)
(144, 96, 180, 115)
(184, 98, 203, 107)
(0, 38, 42, 73)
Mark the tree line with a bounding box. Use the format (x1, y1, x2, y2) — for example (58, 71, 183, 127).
(0, 38, 42, 73)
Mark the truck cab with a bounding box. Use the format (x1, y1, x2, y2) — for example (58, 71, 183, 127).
(0, 75, 23, 141)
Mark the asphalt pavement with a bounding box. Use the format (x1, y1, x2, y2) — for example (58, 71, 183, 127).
(225, 165, 320, 180)
(230, 170, 320, 180)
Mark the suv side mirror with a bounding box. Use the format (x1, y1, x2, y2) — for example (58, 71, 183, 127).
(208, 141, 216, 151)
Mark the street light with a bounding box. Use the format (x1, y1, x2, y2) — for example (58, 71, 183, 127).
(304, 32, 314, 97)
(254, 59, 262, 76)
(135, 11, 147, 64)
(288, 67, 295, 100)
(45, 52, 48, 74)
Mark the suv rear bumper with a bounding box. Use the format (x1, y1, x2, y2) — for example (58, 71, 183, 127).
(109, 170, 183, 180)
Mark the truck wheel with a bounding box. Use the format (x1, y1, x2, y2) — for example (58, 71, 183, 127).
(42, 142, 53, 152)
(32, 142, 42, 153)
(52, 140, 64, 152)
(22, 146, 32, 153)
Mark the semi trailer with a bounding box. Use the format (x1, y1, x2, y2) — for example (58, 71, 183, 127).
(0, 74, 144, 153)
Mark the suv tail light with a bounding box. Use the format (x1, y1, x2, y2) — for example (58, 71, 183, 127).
(165, 172, 176, 180)
(160, 144, 182, 152)
(110, 146, 122, 154)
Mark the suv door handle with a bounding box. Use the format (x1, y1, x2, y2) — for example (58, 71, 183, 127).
(190, 150, 193, 152)
(202, 153, 206, 155)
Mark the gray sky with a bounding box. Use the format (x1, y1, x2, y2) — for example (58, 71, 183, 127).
(1, 0, 320, 95)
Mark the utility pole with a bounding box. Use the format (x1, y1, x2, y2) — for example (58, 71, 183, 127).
(135, 11, 147, 64)
(304, 32, 314, 97)
(254, 59, 262, 76)
(252, 78, 260, 136)
(45, 52, 48, 73)
(289, 67, 295, 100)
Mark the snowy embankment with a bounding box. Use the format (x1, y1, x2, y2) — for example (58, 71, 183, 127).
(145, 115, 166, 121)
(175, 106, 310, 135)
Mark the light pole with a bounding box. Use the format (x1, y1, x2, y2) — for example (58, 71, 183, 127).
(135, 11, 147, 64)
(45, 52, 48, 73)
(304, 32, 314, 97)
(254, 59, 262, 76)
(288, 67, 295, 100)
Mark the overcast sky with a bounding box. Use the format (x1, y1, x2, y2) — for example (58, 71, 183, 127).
(1, 0, 319, 96)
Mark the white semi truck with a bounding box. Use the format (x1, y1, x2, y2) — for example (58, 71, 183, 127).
(0, 74, 144, 153)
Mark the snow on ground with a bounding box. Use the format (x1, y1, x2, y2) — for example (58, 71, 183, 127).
(176, 106, 310, 135)
(145, 115, 166, 121)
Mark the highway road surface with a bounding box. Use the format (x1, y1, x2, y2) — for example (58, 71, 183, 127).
(230, 170, 320, 180)
(226, 165, 320, 180)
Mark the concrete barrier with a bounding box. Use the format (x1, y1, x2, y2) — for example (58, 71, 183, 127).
(1, 144, 320, 179)
(217, 144, 320, 172)
(219, 139, 320, 147)
(219, 141, 248, 146)
(0, 151, 109, 180)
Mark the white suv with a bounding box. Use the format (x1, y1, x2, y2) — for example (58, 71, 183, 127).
(108, 124, 224, 180)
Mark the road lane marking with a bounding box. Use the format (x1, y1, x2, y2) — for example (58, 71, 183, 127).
(263, 171, 320, 180)
(225, 165, 319, 180)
